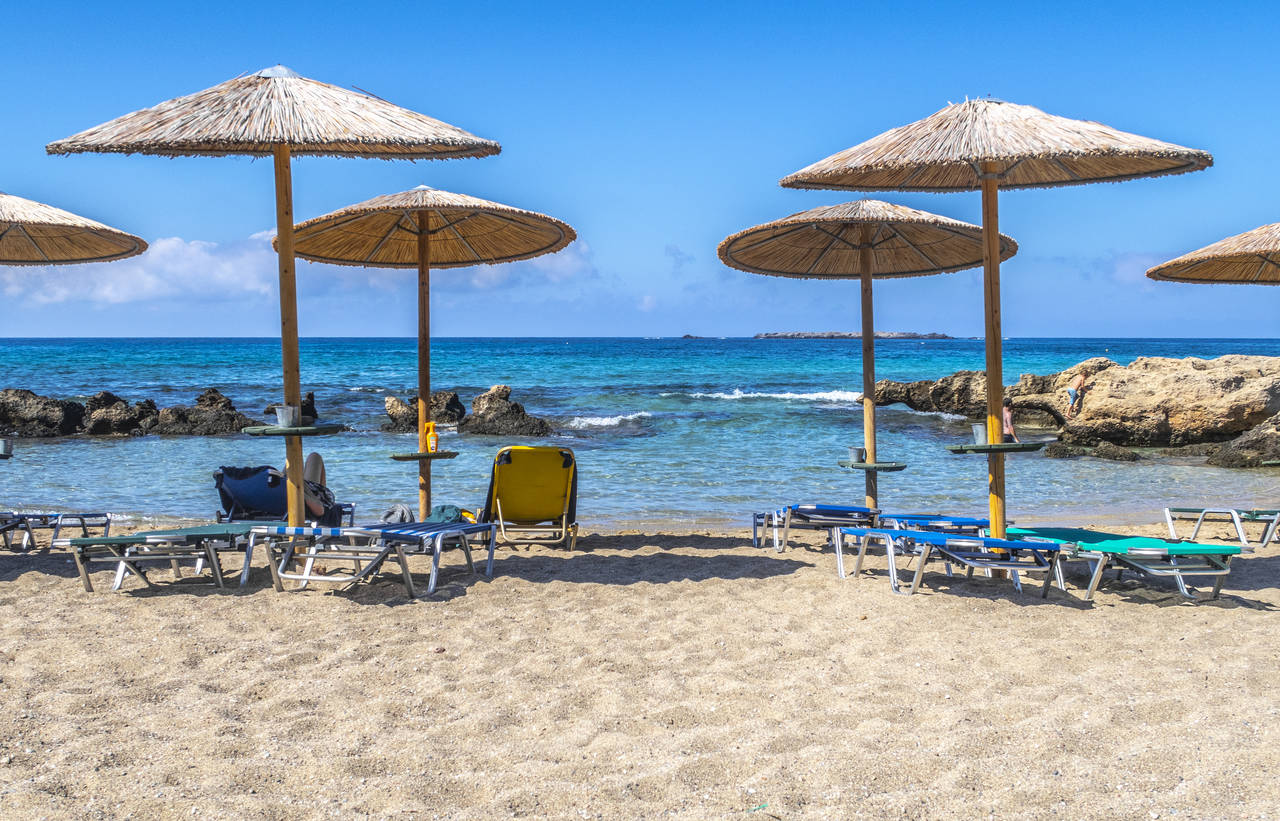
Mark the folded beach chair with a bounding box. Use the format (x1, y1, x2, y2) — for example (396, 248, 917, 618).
(838, 526, 1064, 597)
(248, 520, 497, 596)
(2, 511, 110, 551)
(1163, 507, 1278, 549)
(214, 465, 354, 527)
(1008, 526, 1241, 602)
(755, 503, 879, 552)
(480, 446, 579, 549)
(54, 523, 263, 592)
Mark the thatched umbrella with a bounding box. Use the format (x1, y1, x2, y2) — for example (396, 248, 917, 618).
(0, 191, 146, 264)
(781, 98, 1212, 536)
(47, 66, 499, 525)
(718, 199, 1016, 508)
(0, 191, 146, 459)
(1147, 223, 1280, 284)
(288, 185, 575, 518)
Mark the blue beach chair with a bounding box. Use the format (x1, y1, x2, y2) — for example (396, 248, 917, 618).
(214, 466, 354, 527)
(838, 526, 1065, 597)
(753, 503, 879, 552)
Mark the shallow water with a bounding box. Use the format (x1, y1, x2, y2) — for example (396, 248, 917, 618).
(2, 337, 1279, 528)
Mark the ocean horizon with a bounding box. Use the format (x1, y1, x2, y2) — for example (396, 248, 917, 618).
(2, 336, 1279, 528)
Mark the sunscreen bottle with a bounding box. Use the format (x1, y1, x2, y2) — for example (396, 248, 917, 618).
(426, 422, 438, 453)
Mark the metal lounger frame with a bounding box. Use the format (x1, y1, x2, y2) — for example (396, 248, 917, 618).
(837, 528, 1064, 597)
(1072, 546, 1234, 602)
(56, 530, 242, 593)
(4, 512, 110, 551)
(492, 498, 579, 550)
(760, 505, 879, 553)
(249, 523, 497, 597)
(1163, 507, 1278, 550)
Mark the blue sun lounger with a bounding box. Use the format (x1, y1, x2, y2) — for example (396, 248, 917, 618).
(877, 513, 992, 535)
(248, 521, 497, 597)
(54, 523, 266, 592)
(753, 504, 879, 552)
(838, 527, 1065, 596)
(1008, 527, 1242, 601)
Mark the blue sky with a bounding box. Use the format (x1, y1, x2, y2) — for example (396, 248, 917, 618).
(2, 0, 1278, 337)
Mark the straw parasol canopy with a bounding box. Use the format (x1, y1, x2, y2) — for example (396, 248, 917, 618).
(45, 66, 500, 160)
(47, 65, 500, 526)
(288, 185, 576, 517)
(0, 191, 146, 264)
(718, 199, 1016, 279)
(1146, 223, 1280, 285)
(781, 98, 1213, 537)
(781, 99, 1211, 192)
(290, 185, 574, 268)
(718, 199, 1016, 508)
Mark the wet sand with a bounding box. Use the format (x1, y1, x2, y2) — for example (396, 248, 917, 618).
(1, 519, 1277, 818)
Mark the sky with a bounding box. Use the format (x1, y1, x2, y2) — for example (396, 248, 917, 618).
(2, 0, 1279, 338)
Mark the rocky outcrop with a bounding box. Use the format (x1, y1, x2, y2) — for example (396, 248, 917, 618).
(458, 385, 553, 437)
(877, 356, 1280, 450)
(1043, 443, 1087, 459)
(0, 389, 86, 436)
(381, 391, 467, 433)
(1, 388, 260, 438)
(1207, 412, 1280, 468)
(1092, 441, 1141, 462)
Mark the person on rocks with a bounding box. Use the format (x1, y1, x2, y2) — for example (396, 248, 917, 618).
(1066, 370, 1087, 418)
(1002, 397, 1020, 443)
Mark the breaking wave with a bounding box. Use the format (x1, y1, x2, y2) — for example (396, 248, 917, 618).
(663, 389, 863, 402)
(563, 411, 654, 429)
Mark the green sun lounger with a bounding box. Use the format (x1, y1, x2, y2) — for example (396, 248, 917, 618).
(1163, 507, 1279, 549)
(1007, 527, 1242, 602)
(55, 523, 277, 592)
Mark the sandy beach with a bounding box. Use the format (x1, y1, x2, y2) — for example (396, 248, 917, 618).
(1, 519, 1277, 819)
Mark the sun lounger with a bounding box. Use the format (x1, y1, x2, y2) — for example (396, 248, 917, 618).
(1008, 526, 1241, 601)
(755, 504, 879, 552)
(480, 446, 579, 549)
(55, 523, 263, 592)
(1163, 507, 1278, 549)
(248, 521, 497, 596)
(877, 513, 992, 535)
(2, 511, 110, 551)
(838, 526, 1064, 596)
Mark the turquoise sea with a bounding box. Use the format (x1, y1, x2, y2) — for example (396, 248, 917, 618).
(2, 337, 1279, 529)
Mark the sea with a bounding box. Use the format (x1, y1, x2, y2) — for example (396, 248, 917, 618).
(2, 337, 1279, 530)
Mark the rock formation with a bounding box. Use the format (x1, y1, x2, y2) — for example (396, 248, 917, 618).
(0, 388, 260, 438)
(1206, 412, 1280, 468)
(381, 391, 467, 433)
(877, 356, 1280, 451)
(458, 385, 553, 437)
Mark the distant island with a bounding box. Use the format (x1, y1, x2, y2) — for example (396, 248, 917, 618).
(754, 331, 954, 340)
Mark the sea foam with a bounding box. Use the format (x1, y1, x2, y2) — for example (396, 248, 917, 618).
(563, 411, 653, 429)
(665, 389, 863, 402)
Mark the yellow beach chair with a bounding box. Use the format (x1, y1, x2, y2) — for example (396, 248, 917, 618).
(480, 446, 579, 549)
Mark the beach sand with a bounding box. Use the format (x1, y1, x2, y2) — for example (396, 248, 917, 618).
(1, 520, 1277, 819)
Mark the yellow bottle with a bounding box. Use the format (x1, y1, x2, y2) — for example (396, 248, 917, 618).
(426, 422, 438, 453)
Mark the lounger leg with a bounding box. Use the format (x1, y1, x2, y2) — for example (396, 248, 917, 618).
(908, 544, 930, 595)
(751, 514, 761, 549)
(1163, 508, 1178, 540)
(1167, 557, 1198, 600)
(779, 509, 792, 554)
(72, 547, 94, 593)
(204, 542, 225, 589)
(1040, 553, 1057, 599)
(459, 535, 476, 574)
(1084, 555, 1109, 601)
(1230, 511, 1248, 549)
(267, 540, 288, 593)
(101, 517, 110, 538)
(427, 541, 442, 595)
(485, 526, 496, 577)
(240, 535, 257, 588)
(396, 543, 417, 598)
(885, 537, 903, 594)
(1211, 557, 1230, 599)
(835, 531, 847, 579)
(851, 533, 871, 579)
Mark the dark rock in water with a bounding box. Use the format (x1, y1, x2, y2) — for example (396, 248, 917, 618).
(458, 385, 553, 437)
(381, 391, 467, 432)
(1157, 442, 1220, 458)
(1042, 442, 1087, 459)
(1207, 412, 1280, 467)
(875, 370, 989, 419)
(152, 389, 261, 435)
(84, 391, 127, 414)
(84, 396, 160, 436)
(0, 389, 85, 436)
(1092, 441, 1140, 462)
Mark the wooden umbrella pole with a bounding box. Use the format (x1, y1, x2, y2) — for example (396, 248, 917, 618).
(980, 162, 1007, 538)
(416, 210, 431, 521)
(272, 145, 305, 527)
(858, 225, 877, 509)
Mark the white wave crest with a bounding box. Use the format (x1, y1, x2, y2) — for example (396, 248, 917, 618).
(664, 389, 863, 402)
(563, 411, 653, 429)
(347, 386, 386, 393)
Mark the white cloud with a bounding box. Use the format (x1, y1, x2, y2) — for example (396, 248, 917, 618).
(449, 240, 598, 290)
(0, 233, 278, 305)
(638, 294, 657, 311)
